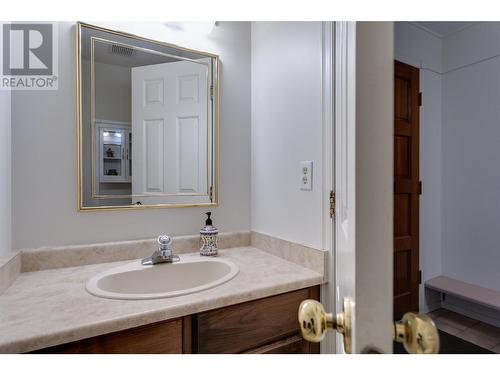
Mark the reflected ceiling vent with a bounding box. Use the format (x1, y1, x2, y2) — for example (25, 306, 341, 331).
(109, 44, 137, 58)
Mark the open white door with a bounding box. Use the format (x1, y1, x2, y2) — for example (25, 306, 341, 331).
(334, 21, 394, 354)
(300, 22, 439, 354)
(131, 60, 210, 205)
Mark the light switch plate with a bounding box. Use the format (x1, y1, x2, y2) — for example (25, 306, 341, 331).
(300, 161, 313, 191)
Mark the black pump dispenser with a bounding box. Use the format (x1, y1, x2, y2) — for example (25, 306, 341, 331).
(205, 212, 213, 226)
(200, 212, 218, 256)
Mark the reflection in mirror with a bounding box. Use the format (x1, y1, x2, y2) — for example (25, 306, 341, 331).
(77, 23, 219, 210)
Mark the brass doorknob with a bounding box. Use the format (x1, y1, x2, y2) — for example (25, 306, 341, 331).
(298, 299, 439, 354)
(394, 312, 440, 354)
(298, 298, 354, 353)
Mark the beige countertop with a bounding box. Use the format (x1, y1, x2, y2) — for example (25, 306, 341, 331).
(0, 247, 323, 353)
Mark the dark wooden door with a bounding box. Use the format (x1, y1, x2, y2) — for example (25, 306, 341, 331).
(394, 60, 420, 319)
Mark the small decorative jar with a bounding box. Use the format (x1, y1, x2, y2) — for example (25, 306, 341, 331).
(200, 212, 218, 256)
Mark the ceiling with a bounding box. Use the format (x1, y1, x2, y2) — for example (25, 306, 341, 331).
(412, 22, 477, 38)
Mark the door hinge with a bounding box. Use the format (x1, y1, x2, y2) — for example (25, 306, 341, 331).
(210, 85, 214, 101)
(329, 190, 335, 219)
(418, 270, 422, 284)
(418, 181, 422, 195)
(209, 186, 213, 201)
(418, 92, 422, 107)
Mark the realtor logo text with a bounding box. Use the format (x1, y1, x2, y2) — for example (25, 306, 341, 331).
(0, 22, 58, 90)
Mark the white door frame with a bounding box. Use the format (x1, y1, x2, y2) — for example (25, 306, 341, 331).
(333, 21, 358, 354)
(320, 20, 335, 354)
(320, 20, 357, 355)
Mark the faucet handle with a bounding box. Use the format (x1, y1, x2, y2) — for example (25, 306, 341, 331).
(158, 235, 172, 252)
(158, 235, 172, 246)
(141, 234, 177, 265)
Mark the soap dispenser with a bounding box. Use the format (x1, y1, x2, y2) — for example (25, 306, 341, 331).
(200, 212, 219, 256)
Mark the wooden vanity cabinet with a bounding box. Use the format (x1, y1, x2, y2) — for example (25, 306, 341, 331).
(33, 286, 320, 354)
(35, 318, 185, 354)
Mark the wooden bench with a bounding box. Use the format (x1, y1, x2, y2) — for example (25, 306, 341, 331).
(425, 276, 500, 311)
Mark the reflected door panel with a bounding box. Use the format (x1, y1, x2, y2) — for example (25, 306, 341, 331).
(131, 60, 209, 205)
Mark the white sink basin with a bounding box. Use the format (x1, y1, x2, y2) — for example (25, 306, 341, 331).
(86, 256, 239, 300)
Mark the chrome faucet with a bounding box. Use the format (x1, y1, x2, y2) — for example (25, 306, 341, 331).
(141, 235, 180, 265)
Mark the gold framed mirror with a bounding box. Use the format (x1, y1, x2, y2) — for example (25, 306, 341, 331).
(76, 22, 219, 210)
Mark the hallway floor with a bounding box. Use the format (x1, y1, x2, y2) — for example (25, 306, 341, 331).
(428, 308, 500, 353)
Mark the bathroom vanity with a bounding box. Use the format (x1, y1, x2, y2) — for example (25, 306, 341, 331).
(34, 286, 320, 354)
(0, 234, 325, 354)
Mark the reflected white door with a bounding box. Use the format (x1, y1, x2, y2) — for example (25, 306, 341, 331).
(131, 60, 209, 205)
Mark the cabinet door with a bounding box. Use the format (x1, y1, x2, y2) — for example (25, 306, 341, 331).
(244, 335, 320, 354)
(33, 319, 183, 354)
(193, 286, 320, 354)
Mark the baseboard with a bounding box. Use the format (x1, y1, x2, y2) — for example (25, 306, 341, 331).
(442, 295, 500, 329)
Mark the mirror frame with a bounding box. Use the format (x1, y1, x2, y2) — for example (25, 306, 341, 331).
(76, 22, 220, 211)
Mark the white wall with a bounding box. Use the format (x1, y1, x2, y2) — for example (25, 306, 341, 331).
(0, 89, 11, 256)
(94, 62, 131, 123)
(442, 22, 500, 291)
(11, 22, 251, 249)
(395, 22, 443, 312)
(443, 22, 500, 73)
(250, 22, 323, 250)
(81, 60, 133, 207)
